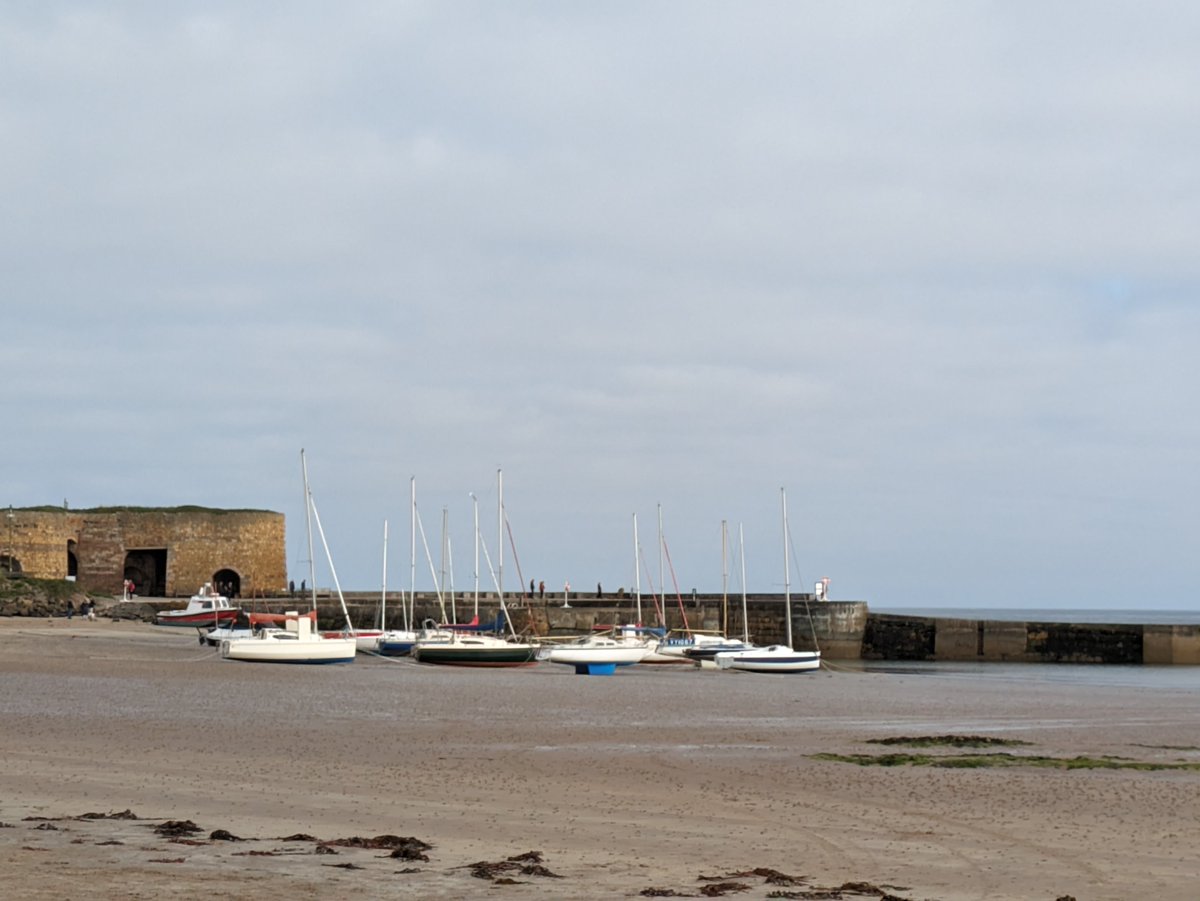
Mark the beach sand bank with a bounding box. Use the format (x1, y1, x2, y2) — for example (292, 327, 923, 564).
(1, 618, 1197, 899)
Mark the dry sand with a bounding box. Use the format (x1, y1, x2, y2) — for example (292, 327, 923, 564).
(1, 617, 1197, 900)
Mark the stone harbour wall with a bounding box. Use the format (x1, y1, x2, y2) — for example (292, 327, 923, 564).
(862, 613, 1200, 665)
(313, 593, 869, 660)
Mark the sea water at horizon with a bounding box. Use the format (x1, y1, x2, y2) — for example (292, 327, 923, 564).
(869, 606, 1200, 625)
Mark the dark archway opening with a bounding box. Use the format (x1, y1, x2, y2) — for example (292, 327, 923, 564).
(124, 549, 167, 597)
(67, 540, 78, 579)
(0, 554, 21, 575)
(212, 568, 241, 599)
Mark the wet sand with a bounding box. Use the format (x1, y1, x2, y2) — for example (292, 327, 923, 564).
(1, 617, 1197, 900)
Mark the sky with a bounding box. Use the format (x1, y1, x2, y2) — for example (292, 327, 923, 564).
(4, 2, 1198, 609)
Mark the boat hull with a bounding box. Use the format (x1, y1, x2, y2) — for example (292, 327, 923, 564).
(375, 637, 416, 656)
(202, 626, 254, 646)
(412, 644, 537, 667)
(157, 609, 241, 628)
(221, 636, 357, 664)
(683, 642, 754, 662)
(548, 646, 648, 669)
(715, 646, 821, 673)
(320, 629, 384, 653)
(568, 662, 618, 675)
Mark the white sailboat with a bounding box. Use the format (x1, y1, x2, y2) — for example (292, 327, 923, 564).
(715, 488, 821, 674)
(683, 521, 756, 665)
(412, 469, 537, 667)
(546, 634, 651, 675)
(222, 450, 356, 665)
(374, 481, 428, 655)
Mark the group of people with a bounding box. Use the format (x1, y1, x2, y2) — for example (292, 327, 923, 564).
(523, 579, 606, 601)
(65, 599, 97, 620)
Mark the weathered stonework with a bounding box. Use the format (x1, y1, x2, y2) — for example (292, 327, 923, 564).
(861, 613, 1200, 664)
(2, 507, 285, 598)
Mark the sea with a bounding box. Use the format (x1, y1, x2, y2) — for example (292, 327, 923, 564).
(869, 606, 1200, 625)
(864, 606, 1200, 691)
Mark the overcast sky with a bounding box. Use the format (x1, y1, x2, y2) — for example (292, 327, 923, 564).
(5, 3, 1198, 609)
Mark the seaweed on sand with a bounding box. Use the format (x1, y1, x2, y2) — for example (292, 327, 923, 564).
(811, 751, 1200, 771)
(867, 735, 1029, 748)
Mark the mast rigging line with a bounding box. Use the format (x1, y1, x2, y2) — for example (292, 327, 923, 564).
(504, 516, 528, 602)
(660, 536, 691, 633)
(636, 544, 665, 628)
(784, 503, 822, 653)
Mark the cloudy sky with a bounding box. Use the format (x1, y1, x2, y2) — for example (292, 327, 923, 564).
(5, 3, 1197, 610)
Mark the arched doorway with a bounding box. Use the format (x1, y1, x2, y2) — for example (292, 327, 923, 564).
(124, 549, 167, 597)
(212, 568, 241, 599)
(67, 540, 78, 580)
(0, 554, 21, 574)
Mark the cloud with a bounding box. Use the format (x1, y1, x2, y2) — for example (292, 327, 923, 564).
(4, 2, 1198, 608)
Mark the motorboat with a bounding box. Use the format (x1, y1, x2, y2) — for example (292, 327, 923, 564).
(221, 611, 356, 664)
(156, 583, 240, 628)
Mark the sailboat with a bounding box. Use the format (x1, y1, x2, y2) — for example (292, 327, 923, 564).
(683, 521, 756, 664)
(220, 609, 355, 664)
(411, 469, 537, 667)
(639, 506, 740, 664)
(546, 633, 651, 675)
(374, 481, 434, 655)
(715, 488, 821, 674)
(554, 513, 664, 673)
(221, 450, 357, 665)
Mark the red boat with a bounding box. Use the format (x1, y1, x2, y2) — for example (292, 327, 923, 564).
(155, 583, 241, 628)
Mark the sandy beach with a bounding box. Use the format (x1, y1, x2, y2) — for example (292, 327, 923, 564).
(1, 617, 1197, 900)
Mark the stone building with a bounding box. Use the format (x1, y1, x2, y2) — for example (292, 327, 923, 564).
(1, 506, 285, 598)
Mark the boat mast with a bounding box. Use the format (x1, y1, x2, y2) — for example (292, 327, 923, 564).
(781, 487, 793, 649)
(309, 491, 355, 633)
(738, 522, 749, 643)
(721, 519, 729, 638)
(632, 513, 642, 623)
(492, 468, 519, 639)
(440, 507, 451, 624)
(497, 468, 504, 615)
(408, 476, 416, 632)
(381, 519, 388, 630)
(657, 503, 665, 629)
(470, 492, 480, 617)
(445, 511, 457, 625)
(301, 449, 317, 617)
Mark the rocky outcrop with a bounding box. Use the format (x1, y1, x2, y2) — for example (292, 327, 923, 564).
(0, 577, 93, 618)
